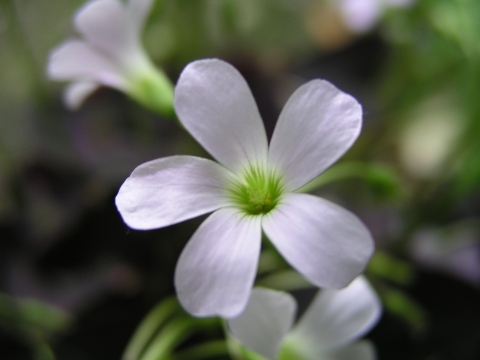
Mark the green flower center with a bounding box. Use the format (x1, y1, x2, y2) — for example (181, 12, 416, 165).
(228, 164, 284, 215)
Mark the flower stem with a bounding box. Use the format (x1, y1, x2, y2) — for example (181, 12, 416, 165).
(138, 317, 197, 360)
(122, 297, 182, 360)
(172, 340, 229, 360)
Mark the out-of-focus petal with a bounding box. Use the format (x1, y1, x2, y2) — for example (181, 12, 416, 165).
(127, 0, 153, 36)
(338, 0, 382, 33)
(228, 288, 296, 360)
(47, 40, 126, 89)
(325, 340, 377, 360)
(174, 208, 262, 318)
(115, 156, 231, 230)
(291, 276, 381, 351)
(63, 81, 99, 109)
(268, 79, 362, 191)
(262, 193, 374, 289)
(174, 59, 268, 173)
(74, 0, 137, 61)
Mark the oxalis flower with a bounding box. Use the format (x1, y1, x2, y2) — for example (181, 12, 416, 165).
(47, 0, 173, 116)
(116, 58, 374, 318)
(228, 276, 382, 360)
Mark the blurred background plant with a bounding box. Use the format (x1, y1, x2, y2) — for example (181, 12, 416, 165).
(1, 0, 480, 359)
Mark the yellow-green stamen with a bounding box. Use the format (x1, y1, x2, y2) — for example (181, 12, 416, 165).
(228, 164, 284, 215)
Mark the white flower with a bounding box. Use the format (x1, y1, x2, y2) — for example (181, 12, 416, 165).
(338, 0, 415, 33)
(410, 222, 480, 286)
(115, 58, 374, 318)
(47, 0, 173, 115)
(228, 276, 382, 360)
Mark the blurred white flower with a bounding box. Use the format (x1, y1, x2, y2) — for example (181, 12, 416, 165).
(228, 276, 382, 360)
(115, 58, 374, 318)
(410, 221, 480, 286)
(47, 0, 173, 115)
(338, 0, 415, 33)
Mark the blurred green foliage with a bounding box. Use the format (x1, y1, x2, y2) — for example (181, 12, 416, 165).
(0, 293, 70, 360)
(122, 296, 225, 360)
(381, 0, 480, 201)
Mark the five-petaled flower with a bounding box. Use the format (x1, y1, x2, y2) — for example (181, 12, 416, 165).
(47, 0, 173, 115)
(228, 276, 381, 360)
(115, 58, 374, 318)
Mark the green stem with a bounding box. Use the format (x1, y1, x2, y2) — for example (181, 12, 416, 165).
(33, 342, 56, 360)
(139, 317, 198, 360)
(297, 162, 398, 195)
(172, 340, 230, 360)
(123, 297, 182, 360)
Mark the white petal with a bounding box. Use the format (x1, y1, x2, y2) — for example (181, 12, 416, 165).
(63, 81, 99, 109)
(228, 288, 296, 360)
(291, 276, 381, 352)
(324, 340, 377, 360)
(268, 80, 362, 191)
(74, 0, 138, 62)
(174, 209, 262, 318)
(127, 0, 153, 36)
(262, 193, 374, 289)
(174, 59, 268, 173)
(47, 40, 126, 89)
(115, 156, 231, 230)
